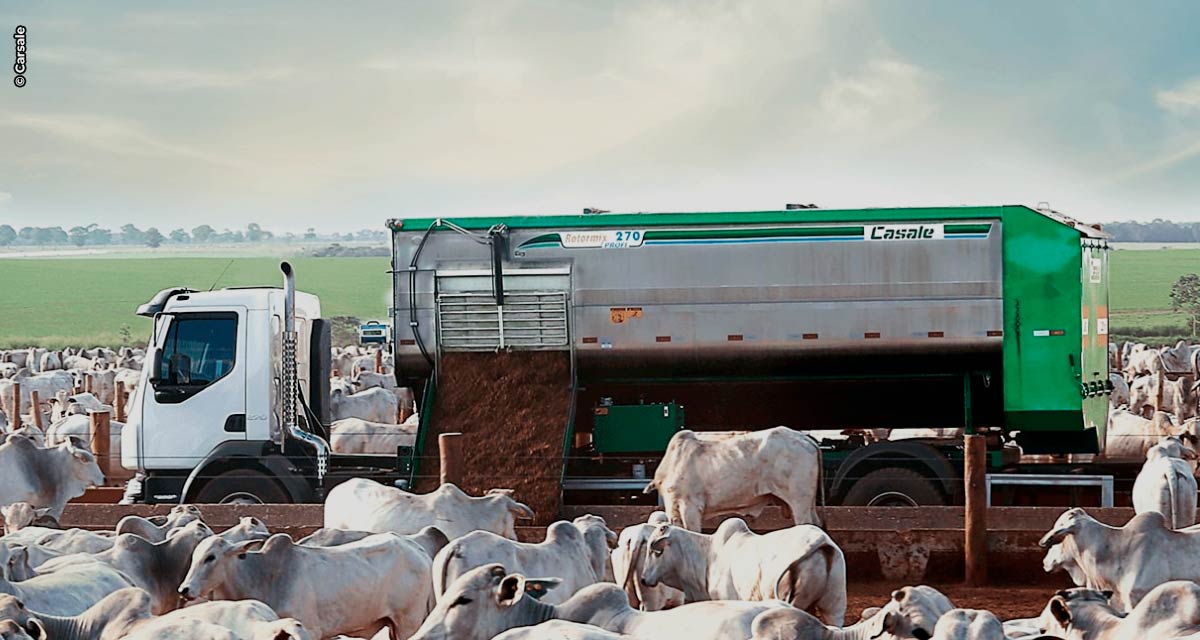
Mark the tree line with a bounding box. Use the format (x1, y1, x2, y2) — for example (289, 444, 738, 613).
(0, 223, 388, 248)
(1102, 220, 1200, 243)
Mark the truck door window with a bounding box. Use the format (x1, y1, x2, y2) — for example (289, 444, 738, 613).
(159, 313, 237, 388)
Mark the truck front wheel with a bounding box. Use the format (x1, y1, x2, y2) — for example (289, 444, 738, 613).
(842, 468, 945, 507)
(194, 469, 291, 504)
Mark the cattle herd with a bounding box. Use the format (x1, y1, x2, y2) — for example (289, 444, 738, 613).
(0, 345, 421, 479)
(1, 340, 1200, 639)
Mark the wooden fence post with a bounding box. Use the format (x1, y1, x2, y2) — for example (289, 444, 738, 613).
(89, 410, 112, 481)
(114, 382, 127, 423)
(964, 433, 988, 586)
(29, 390, 43, 429)
(375, 350, 383, 374)
(85, 374, 94, 395)
(11, 381, 20, 429)
(439, 432, 465, 487)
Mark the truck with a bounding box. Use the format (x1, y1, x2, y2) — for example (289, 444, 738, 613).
(122, 204, 1117, 508)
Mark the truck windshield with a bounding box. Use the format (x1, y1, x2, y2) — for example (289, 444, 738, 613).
(159, 313, 238, 387)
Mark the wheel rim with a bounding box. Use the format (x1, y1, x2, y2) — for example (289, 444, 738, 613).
(219, 492, 264, 505)
(867, 491, 919, 507)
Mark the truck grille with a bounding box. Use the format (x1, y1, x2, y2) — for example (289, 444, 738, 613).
(437, 291, 569, 351)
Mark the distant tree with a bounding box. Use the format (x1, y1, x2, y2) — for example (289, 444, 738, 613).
(169, 228, 190, 243)
(31, 227, 55, 245)
(144, 227, 164, 249)
(87, 226, 111, 245)
(18, 227, 33, 241)
(231, 230, 245, 242)
(0, 224, 15, 246)
(191, 224, 215, 243)
(120, 224, 145, 245)
(1170, 274, 1200, 338)
(304, 227, 317, 241)
(46, 227, 68, 244)
(69, 226, 89, 247)
(246, 223, 266, 242)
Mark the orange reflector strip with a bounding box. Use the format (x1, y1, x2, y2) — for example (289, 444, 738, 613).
(865, 332, 881, 339)
(987, 330, 1003, 337)
(727, 334, 744, 341)
(399, 339, 415, 345)
(928, 331, 944, 338)
(802, 333, 819, 340)
(582, 337, 598, 344)
(594, 407, 608, 415)
(656, 336, 671, 342)
(1050, 329, 1066, 336)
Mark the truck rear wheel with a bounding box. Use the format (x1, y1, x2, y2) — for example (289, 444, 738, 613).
(194, 469, 291, 504)
(842, 468, 945, 507)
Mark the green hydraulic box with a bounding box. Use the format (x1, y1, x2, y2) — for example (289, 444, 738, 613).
(592, 401, 685, 454)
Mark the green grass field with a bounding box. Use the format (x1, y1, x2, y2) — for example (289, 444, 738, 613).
(0, 248, 1195, 349)
(0, 256, 391, 349)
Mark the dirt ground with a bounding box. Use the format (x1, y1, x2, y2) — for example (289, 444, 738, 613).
(848, 582, 1052, 621)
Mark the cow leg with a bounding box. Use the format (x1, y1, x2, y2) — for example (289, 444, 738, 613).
(677, 503, 704, 532)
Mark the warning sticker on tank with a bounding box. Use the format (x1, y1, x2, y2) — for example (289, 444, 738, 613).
(864, 224, 945, 241)
(561, 230, 645, 249)
(610, 307, 644, 324)
(1097, 318, 1108, 335)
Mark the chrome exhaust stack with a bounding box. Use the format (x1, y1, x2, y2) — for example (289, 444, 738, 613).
(280, 261, 330, 484)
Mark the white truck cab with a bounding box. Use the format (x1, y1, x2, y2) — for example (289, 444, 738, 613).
(122, 263, 404, 504)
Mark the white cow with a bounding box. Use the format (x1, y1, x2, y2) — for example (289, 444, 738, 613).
(324, 478, 534, 540)
(179, 532, 432, 640)
(1110, 374, 1130, 409)
(750, 585, 955, 640)
(611, 512, 684, 611)
(330, 387, 400, 424)
(1126, 350, 1166, 381)
(640, 518, 847, 625)
(1039, 508, 1200, 611)
(931, 609, 1006, 639)
(0, 560, 134, 615)
(0, 370, 73, 425)
(329, 418, 415, 454)
(434, 515, 616, 605)
(1044, 582, 1200, 639)
(645, 427, 822, 530)
(492, 620, 634, 640)
(1132, 436, 1198, 528)
(1105, 409, 1196, 459)
(114, 505, 205, 543)
(0, 437, 104, 519)
(410, 564, 786, 640)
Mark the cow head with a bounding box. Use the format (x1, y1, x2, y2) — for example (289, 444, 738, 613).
(640, 524, 674, 589)
(866, 586, 953, 640)
(178, 535, 268, 600)
(62, 442, 105, 490)
(1044, 588, 1113, 634)
(252, 618, 312, 640)
(0, 596, 45, 640)
(409, 564, 561, 640)
(1039, 508, 1089, 548)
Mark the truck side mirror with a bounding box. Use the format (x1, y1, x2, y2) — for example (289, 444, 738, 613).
(148, 347, 164, 385)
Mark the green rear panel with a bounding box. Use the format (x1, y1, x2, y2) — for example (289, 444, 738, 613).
(999, 207, 1109, 443)
(593, 402, 685, 453)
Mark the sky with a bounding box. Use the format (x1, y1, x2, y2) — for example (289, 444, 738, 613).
(1, 1, 1199, 232)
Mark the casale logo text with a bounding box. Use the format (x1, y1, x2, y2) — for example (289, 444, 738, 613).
(865, 224, 945, 241)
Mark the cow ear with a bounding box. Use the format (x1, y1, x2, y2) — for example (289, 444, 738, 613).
(523, 578, 562, 601)
(496, 574, 526, 606)
(869, 609, 899, 636)
(1050, 596, 1072, 626)
(25, 618, 46, 640)
(1100, 590, 1114, 601)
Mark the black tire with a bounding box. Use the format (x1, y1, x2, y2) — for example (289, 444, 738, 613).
(193, 469, 291, 504)
(842, 467, 945, 507)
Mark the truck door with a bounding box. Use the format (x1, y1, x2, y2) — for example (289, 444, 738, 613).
(139, 309, 248, 469)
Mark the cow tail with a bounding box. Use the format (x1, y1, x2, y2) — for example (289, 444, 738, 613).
(774, 542, 835, 605)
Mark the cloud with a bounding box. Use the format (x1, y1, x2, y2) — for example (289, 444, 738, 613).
(1157, 77, 1200, 115)
(35, 46, 295, 90)
(0, 113, 259, 172)
(819, 58, 938, 139)
(0, 192, 12, 205)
